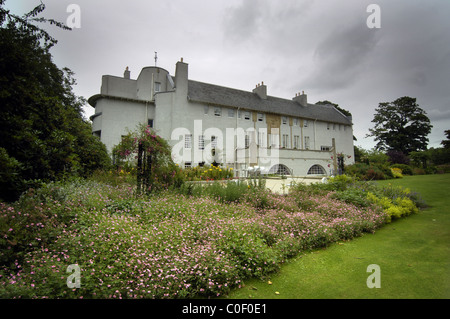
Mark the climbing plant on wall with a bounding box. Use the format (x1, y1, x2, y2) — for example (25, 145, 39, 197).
(113, 124, 184, 194)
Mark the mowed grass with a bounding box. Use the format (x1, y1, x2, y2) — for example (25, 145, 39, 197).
(224, 174, 450, 299)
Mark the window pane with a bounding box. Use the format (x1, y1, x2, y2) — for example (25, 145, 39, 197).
(199, 135, 205, 150)
(307, 165, 325, 175)
(258, 113, 264, 121)
(185, 134, 192, 149)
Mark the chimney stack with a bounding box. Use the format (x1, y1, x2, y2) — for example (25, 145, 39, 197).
(293, 91, 307, 106)
(124, 66, 130, 79)
(175, 58, 188, 97)
(253, 81, 267, 99)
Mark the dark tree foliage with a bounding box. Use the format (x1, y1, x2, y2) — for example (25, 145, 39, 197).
(386, 150, 410, 165)
(316, 100, 352, 117)
(0, 1, 110, 201)
(441, 130, 450, 149)
(367, 96, 432, 154)
(316, 100, 357, 141)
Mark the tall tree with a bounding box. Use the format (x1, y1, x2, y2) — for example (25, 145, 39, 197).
(0, 1, 110, 201)
(441, 130, 450, 149)
(367, 96, 432, 154)
(316, 100, 357, 141)
(316, 100, 352, 117)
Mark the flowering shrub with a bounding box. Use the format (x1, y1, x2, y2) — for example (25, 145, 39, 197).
(367, 192, 418, 223)
(391, 167, 403, 178)
(112, 124, 184, 194)
(0, 176, 420, 299)
(182, 165, 234, 181)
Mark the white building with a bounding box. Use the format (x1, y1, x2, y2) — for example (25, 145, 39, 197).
(88, 58, 355, 177)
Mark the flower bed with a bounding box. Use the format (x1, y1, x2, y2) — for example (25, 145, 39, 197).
(0, 177, 419, 299)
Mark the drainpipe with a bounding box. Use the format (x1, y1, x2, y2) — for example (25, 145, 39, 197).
(235, 107, 240, 178)
(313, 119, 317, 150)
(145, 102, 148, 126)
(332, 138, 337, 176)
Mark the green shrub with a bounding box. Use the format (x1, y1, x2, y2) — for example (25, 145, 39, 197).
(345, 163, 389, 180)
(391, 167, 403, 178)
(366, 192, 418, 223)
(331, 188, 372, 207)
(204, 181, 248, 203)
(436, 164, 450, 174)
(0, 148, 25, 202)
(413, 167, 426, 175)
(390, 164, 413, 175)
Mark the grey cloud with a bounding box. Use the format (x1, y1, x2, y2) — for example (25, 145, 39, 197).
(307, 24, 382, 91)
(223, 0, 266, 43)
(6, 0, 449, 149)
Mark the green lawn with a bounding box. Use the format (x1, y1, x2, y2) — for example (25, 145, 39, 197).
(223, 174, 450, 299)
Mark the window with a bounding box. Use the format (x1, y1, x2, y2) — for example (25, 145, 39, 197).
(282, 116, 287, 125)
(307, 165, 326, 175)
(245, 134, 250, 148)
(270, 134, 279, 148)
(214, 107, 221, 117)
(304, 120, 308, 127)
(258, 131, 266, 147)
(321, 146, 331, 151)
(294, 118, 299, 126)
(282, 134, 289, 148)
(199, 135, 205, 150)
(269, 164, 291, 176)
(204, 105, 209, 115)
(228, 108, 235, 118)
(211, 135, 217, 148)
(185, 134, 192, 149)
(304, 136, 310, 150)
(147, 119, 154, 128)
(154, 82, 161, 92)
(294, 135, 299, 149)
(257, 113, 264, 122)
(244, 111, 251, 120)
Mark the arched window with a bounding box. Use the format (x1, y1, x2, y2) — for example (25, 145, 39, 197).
(307, 164, 326, 175)
(269, 164, 291, 175)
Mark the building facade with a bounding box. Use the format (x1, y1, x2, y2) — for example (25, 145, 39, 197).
(88, 58, 355, 177)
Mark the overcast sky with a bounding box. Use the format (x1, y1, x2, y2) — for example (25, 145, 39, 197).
(5, 0, 450, 150)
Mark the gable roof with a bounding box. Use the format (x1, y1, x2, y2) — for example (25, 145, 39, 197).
(187, 80, 352, 125)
